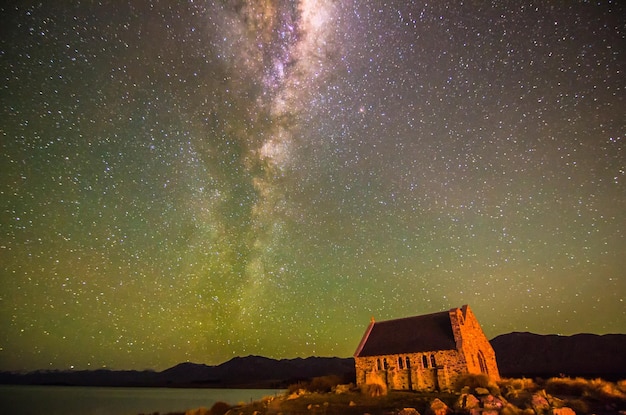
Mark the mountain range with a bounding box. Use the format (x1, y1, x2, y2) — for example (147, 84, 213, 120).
(491, 332, 626, 380)
(1, 332, 624, 387)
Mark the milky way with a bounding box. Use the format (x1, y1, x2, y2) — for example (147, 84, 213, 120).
(0, 1, 624, 371)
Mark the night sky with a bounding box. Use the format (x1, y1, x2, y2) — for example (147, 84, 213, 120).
(1, 1, 624, 372)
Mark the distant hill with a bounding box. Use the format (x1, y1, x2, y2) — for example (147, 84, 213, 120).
(0, 356, 355, 388)
(155, 355, 355, 387)
(490, 332, 626, 380)
(1, 333, 624, 387)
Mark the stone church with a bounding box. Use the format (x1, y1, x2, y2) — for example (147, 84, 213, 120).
(354, 305, 500, 391)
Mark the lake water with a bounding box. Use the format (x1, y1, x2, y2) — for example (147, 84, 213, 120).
(0, 385, 282, 415)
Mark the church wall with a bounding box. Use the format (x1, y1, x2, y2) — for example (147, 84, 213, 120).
(449, 306, 501, 381)
(355, 349, 469, 392)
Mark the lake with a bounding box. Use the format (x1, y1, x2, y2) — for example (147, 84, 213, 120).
(0, 385, 282, 415)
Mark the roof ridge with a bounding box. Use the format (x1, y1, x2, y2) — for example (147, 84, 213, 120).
(373, 310, 451, 324)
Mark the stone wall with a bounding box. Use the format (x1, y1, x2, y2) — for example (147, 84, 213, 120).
(449, 305, 501, 381)
(355, 349, 467, 391)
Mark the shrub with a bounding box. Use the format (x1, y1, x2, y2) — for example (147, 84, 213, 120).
(454, 373, 489, 390)
(208, 401, 231, 415)
(499, 377, 539, 407)
(454, 373, 500, 395)
(286, 375, 344, 394)
(361, 382, 388, 397)
(587, 378, 626, 401)
(545, 377, 586, 397)
(308, 375, 343, 393)
(286, 381, 308, 395)
(545, 377, 626, 402)
(563, 398, 589, 414)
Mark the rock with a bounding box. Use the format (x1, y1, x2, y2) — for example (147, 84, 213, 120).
(454, 393, 480, 412)
(482, 394, 506, 410)
(286, 388, 307, 400)
(334, 383, 352, 394)
(551, 408, 576, 415)
(427, 398, 451, 415)
(397, 408, 420, 415)
(475, 387, 490, 396)
(531, 391, 551, 415)
(349, 400, 357, 406)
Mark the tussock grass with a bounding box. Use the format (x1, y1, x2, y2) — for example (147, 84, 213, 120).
(545, 376, 626, 402)
(454, 373, 500, 396)
(286, 374, 346, 394)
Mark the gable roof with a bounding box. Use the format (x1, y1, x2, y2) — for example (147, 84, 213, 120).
(354, 310, 457, 357)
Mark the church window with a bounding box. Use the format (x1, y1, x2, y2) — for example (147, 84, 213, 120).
(422, 355, 428, 368)
(478, 350, 489, 374)
(405, 356, 411, 368)
(430, 355, 436, 367)
(377, 358, 381, 370)
(398, 356, 404, 369)
(383, 358, 388, 370)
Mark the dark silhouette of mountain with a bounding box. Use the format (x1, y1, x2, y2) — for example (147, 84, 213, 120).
(490, 332, 626, 380)
(155, 355, 356, 387)
(0, 356, 355, 388)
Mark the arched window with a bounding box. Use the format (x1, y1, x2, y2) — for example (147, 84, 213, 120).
(383, 358, 388, 370)
(422, 355, 428, 368)
(430, 354, 437, 368)
(477, 350, 489, 374)
(405, 356, 411, 369)
(377, 358, 382, 371)
(398, 356, 404, 369)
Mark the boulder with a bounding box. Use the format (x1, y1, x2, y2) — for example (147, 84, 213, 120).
(531, 391, 551, 415)
(397, 408, 420, 415)
(427, 398, 451, 415)
(454, 393, 481, 412)
(333, 383, 351, 394)
(551, 408, 576, 415)
(482, 394, 506, 410)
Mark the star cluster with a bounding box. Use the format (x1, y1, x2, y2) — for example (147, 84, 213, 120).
(1, 1, 624, 371)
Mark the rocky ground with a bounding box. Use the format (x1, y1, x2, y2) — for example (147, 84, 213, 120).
(165, 376, 626, 415)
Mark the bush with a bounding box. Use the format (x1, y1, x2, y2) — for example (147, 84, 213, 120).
(308, 375, 343, 393)
(285, 375, 344, 394)
(499, 377, 539, 407)
(286, 381, 308, 395)
(208, 401, 231, 415)
(544, 377, 586, 397)
(361, 382, 387, 397)
(563, 398, 589, 414)
(454, 373, 500, 395)
(454, 373, 489, 391)
(545, 377, 626, 402)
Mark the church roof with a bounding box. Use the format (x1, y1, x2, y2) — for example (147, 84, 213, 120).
(354, 310, 457, 357)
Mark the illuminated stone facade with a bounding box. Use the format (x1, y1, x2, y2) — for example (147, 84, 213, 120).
(354, 305, 500, 391)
